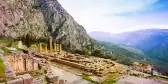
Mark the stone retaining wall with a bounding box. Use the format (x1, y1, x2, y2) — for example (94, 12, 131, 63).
(5, 53, 39, 74)
(2, 74, 33, 84)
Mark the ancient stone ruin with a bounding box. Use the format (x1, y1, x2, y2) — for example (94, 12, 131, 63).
(5, 53, 39, 74)
(35, 52, 126, 77)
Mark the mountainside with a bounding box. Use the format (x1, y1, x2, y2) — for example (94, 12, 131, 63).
(100, 41, 148, 62)
(0, 0, 100, 51)
(90, 29, 168, 71)
(112, 29, 168, 62)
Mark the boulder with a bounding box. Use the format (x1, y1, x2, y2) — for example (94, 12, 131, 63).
(46, 74, 59, 83)
(22, 74, 33, 84)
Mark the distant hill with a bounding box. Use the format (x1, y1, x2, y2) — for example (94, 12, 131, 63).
(89, 31, 114, 42)
(96, 41, 153, 66)
(90, 29, 168, 72)
(90, 29, 168, 61)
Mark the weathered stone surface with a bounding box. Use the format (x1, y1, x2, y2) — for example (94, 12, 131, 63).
(58, 80, 64, 84)
(22, 74, 33, 84)
(46, 74, 58, 83)
(7, 78, 23, 84)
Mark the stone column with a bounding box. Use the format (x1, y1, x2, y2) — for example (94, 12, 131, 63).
(50, 38, 53, 53)
(39, 43, 42, 53)
(59, 44, 62, 53)
(18, 40, 23, 49)
(56, 44, 59, 52)
(45, 45, 48, 53)
(54, 43, 57, 52)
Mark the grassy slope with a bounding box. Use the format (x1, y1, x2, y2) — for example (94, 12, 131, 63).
(0, 58, 5, 77)
(81, 73, 119, 84)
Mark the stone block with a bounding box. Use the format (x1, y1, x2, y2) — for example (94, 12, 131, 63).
(7, 78, 23, 84)
(0, 83, 5, 84)
(46, 74, 59, 83)
(58, 80, 64, 84)
(22, 74, 33, 84)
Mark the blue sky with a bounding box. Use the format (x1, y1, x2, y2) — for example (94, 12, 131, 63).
(58, 0, 168, 33)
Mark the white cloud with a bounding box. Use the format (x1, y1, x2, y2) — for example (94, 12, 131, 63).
(58, 0, 168, 33)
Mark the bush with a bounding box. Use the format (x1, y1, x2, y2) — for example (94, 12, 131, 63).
(91, 50, 104, 57)
(88, 50, 92, 55)
(74, 49, 87, 55)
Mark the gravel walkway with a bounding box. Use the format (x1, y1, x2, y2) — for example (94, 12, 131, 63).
(117, 76, 165, 84)
(51, 66, 92, 84)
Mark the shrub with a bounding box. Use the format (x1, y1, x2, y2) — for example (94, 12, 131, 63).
(91, 50, 104, 57)
(88, 50, 92, 55)
(74, 49, 87, 55)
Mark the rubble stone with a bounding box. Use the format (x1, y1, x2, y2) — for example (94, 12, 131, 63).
(46, 74, 59, 83)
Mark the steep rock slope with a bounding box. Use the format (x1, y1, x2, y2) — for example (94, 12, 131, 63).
(0, 0, 100, 50)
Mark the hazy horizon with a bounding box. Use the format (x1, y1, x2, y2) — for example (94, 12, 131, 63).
(58, 0, 168, 33)
(89, 28, 168, 34)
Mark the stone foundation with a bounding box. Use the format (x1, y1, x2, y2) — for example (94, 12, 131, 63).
(35, 53, 126, 77)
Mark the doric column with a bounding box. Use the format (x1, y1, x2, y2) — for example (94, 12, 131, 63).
(39, 43, 42, 53)
(54, 43, 57, 52)
(45, 45, 48, 53)
(56, 44, 59, 52)
(18, 40, 23, 49)
(59, 44, 62, 53)
(49, 38, 53, 53)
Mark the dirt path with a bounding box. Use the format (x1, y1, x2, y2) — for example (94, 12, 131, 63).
(51, 66, 92, 84)
(117, 76, 165, 84)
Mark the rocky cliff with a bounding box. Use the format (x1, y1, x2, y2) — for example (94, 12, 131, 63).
(0, 0, 100, 51)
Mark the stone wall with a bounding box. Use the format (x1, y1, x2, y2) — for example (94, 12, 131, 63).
(6, 53, 39, 74)
(1, 74, 34, 84)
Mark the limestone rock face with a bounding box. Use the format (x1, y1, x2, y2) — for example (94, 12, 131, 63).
(0, 0, 100, 51)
